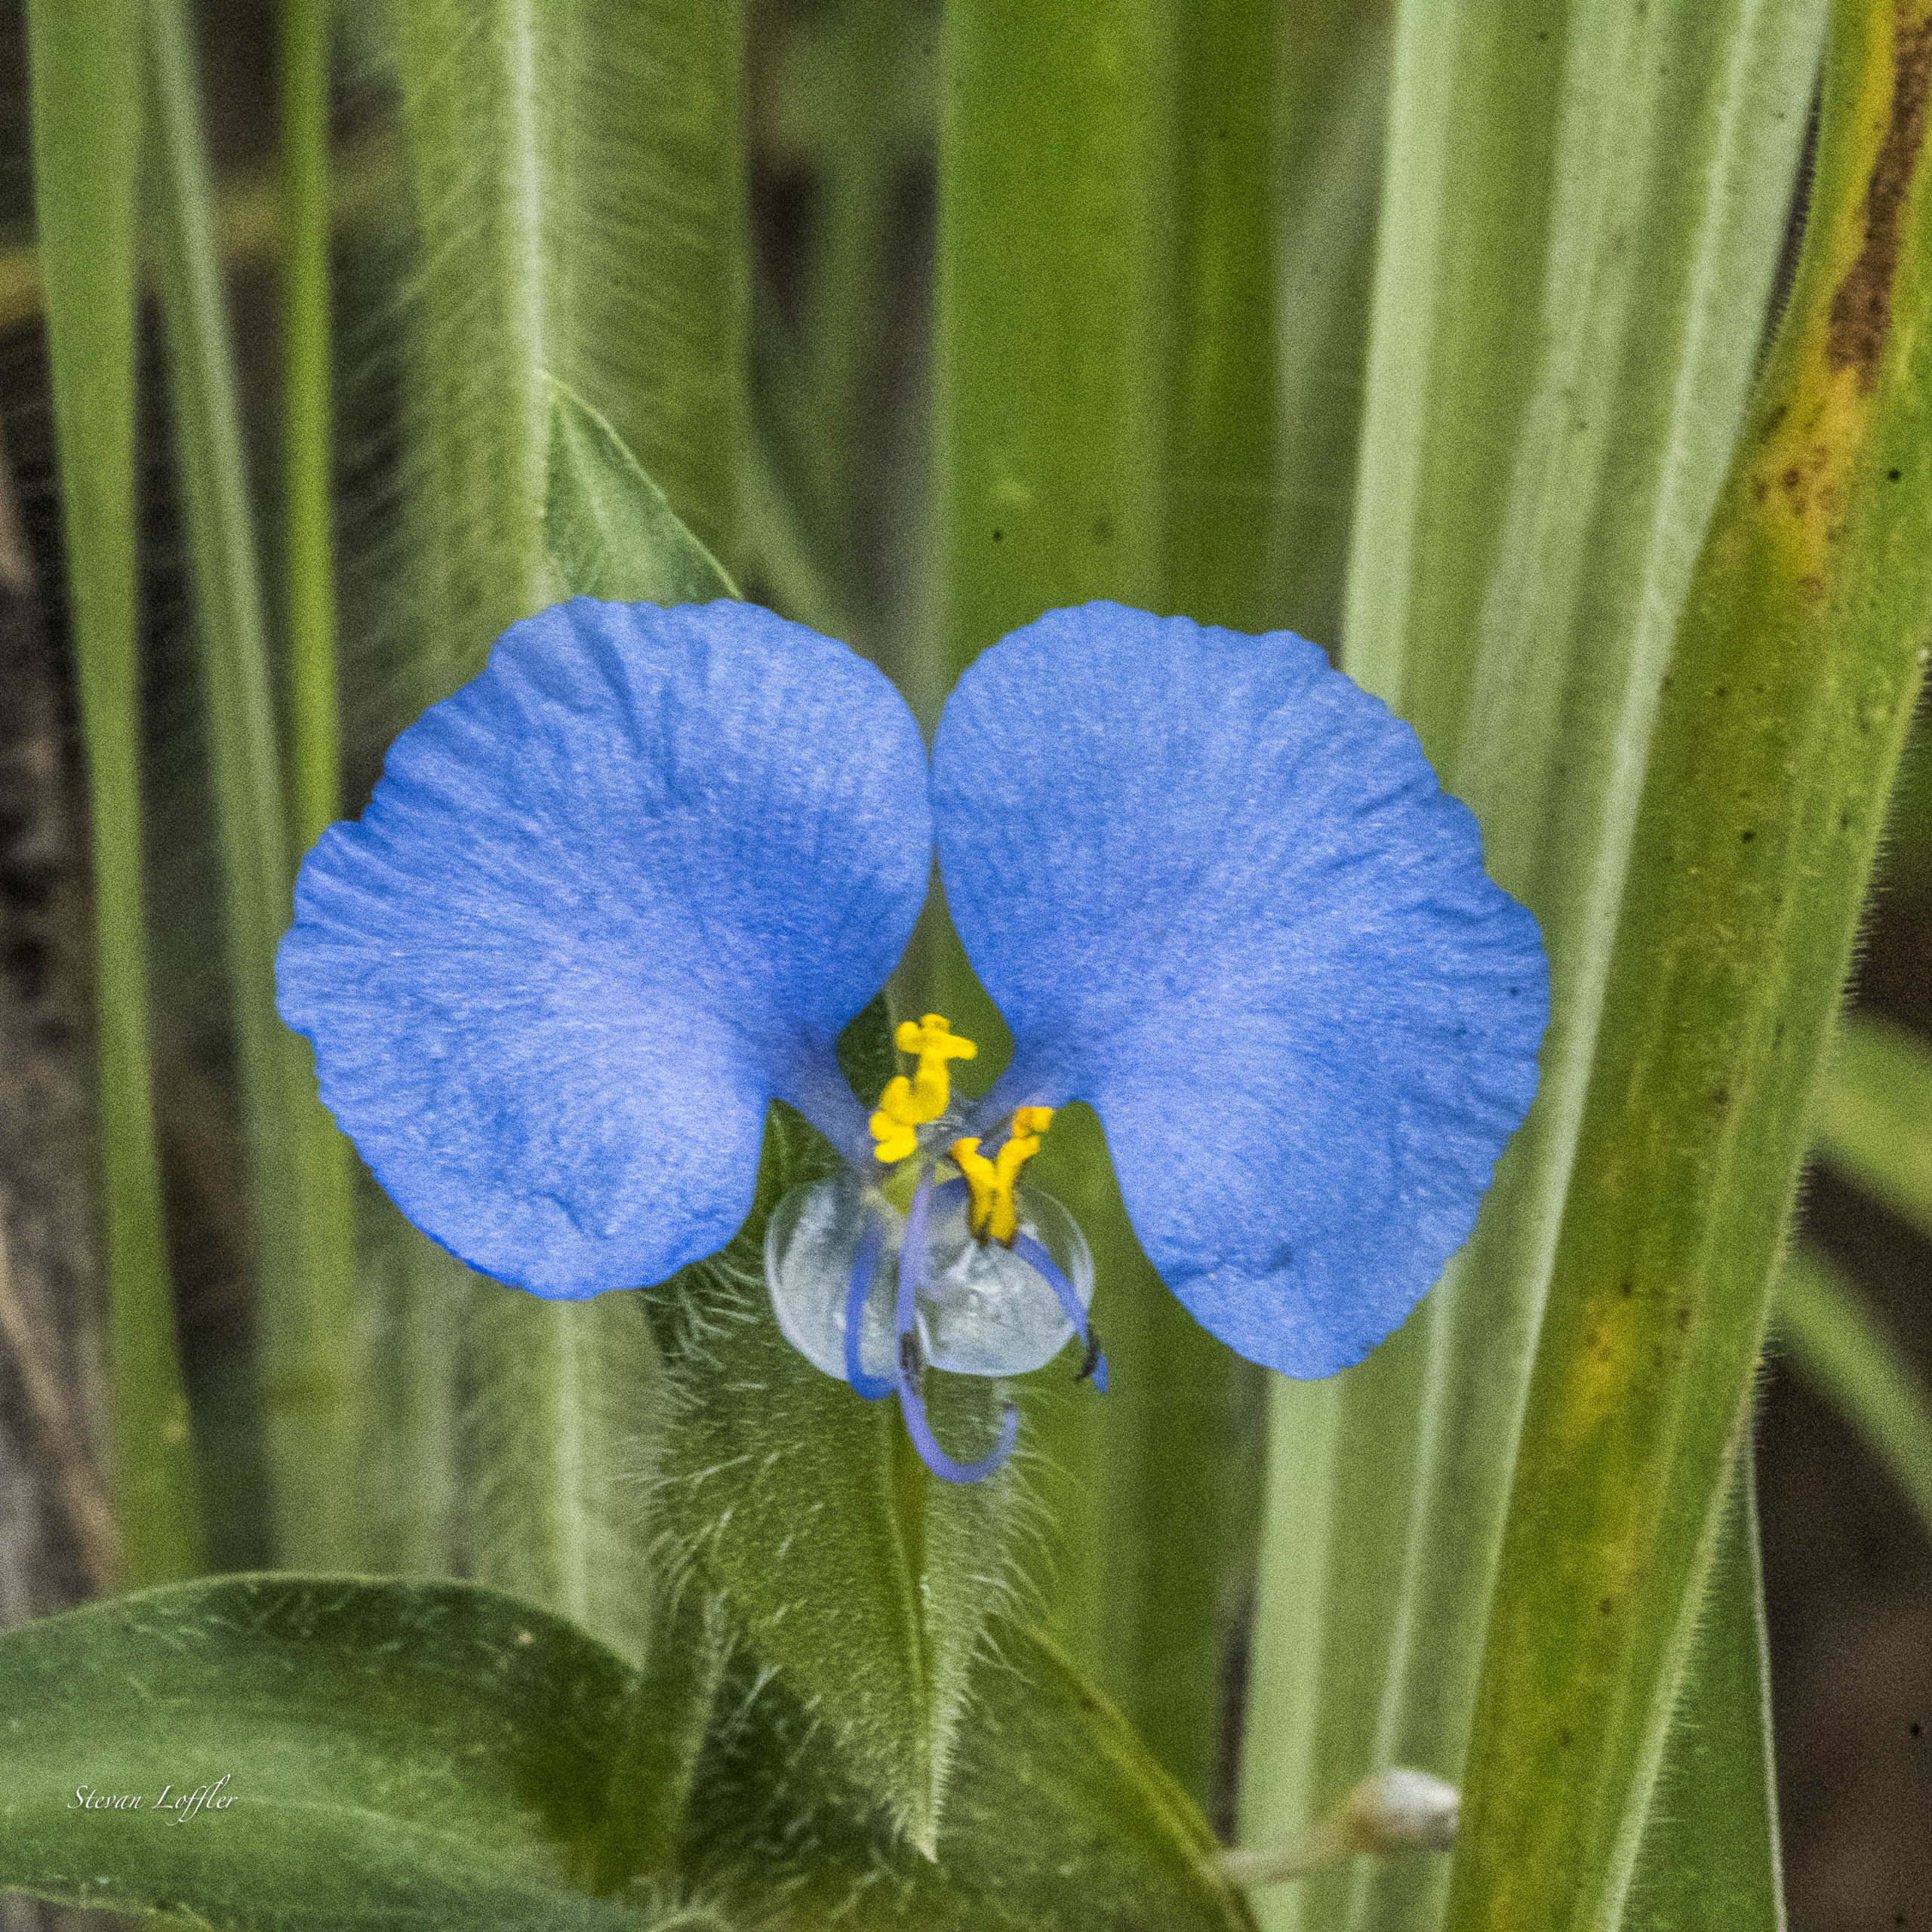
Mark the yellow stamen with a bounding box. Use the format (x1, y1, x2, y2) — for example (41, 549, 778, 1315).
(869, 1014, 978, 1163)
(951, 1106, 1055, 1247)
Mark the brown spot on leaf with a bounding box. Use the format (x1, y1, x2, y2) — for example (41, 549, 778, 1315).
(1828, 13, 1932, 388)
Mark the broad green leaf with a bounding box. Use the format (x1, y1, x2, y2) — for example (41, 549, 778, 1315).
(1446, 2, 1932, 1925)
(1624, 1457, 1784, 1931)
(1243, 3, 1828, 1927)
(684, 1614, 1259, 1932)
(0, 1576, 699, 1929)
(24, 0, 200, 1582)
(1777, 1245, 1932, 1541)
(645, 1095, 1023, 1853)
(543, 377, 738, 606)
(1814, 1011, 1932, 1244)
(147, 0, 359, 1568)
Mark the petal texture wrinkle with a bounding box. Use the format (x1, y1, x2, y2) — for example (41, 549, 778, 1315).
(932, 603, 1549, 1377)
(278, 598, 931, 1297)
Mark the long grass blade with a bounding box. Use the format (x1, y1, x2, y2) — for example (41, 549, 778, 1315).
(1623, 1454, 1785, 1930)
(1242, 5, 1828, 1927)
(146, 0, 359, 1569)
(1814, 1011, 1932, 1245)
(1081, 0, 1286, 1804)
(23, 0, 202, 1586)
(1446, 0, 1932, 1920)
(1777, 1245, 1932, 1541)
(282, 0, 340, 852)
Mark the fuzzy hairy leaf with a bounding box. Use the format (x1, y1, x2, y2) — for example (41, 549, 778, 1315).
(543, 377, 738, 606)
(644, 1091, 1026, 1854)
(0, 1576, 703, 1929)
(684, 1614, 1258, 1932)
(1623, 1460, 1784, 1931)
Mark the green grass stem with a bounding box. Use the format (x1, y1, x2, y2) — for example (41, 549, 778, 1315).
(1778, 1246, 1932, 1542)
(146, 0, 359, 1568)
(24, 0, 202, 1587)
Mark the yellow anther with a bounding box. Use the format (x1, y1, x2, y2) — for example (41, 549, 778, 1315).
(869, 1076, 921, 1164)
(895, 1014, 977, 1121)
(950, 1107, 1054, 1247)
(870, 1014, 978, 1163)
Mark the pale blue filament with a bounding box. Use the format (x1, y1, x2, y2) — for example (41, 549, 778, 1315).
(894, 1172, 1019, 1483)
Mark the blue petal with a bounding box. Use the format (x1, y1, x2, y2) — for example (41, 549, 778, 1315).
(278, 598, 931, 1297)
(931, 603, 1549, 1377)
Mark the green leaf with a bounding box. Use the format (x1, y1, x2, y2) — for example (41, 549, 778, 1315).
(146, 0, 360, 1569)
(1776, 1245, 1932, 1542)
(1624, 1456, 1785, 1931)
(392, 0, 746, 690)
(1444, 1, 1932, 1924)
(542, 377, 738, 605)
(1242, 2, 1829, 1925)
(645, 1098, 1023, 1853)
(684, 1614, 1259, 1932)
(1813, 1012, 1932, 1246)
(0, 1575, 697, 1929)
(932, 1, 1165, 697)
(23, 0, 201, 1582)
(1270, 2, 1393, 640)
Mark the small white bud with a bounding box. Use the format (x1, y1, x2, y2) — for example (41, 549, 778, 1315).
(1219, 1767, 1459, 1890)
(1338, 1767, 1460, 1854)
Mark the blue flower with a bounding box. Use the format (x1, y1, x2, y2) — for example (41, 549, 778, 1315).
(277, 598, 1548, 1483)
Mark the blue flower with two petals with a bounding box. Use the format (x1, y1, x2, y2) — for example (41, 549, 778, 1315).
(276, 598, 1548, 1482)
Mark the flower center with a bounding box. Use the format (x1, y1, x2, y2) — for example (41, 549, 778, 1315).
(867, 1014, 1054, 1244)
(763, 1011, 1105, 1483)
